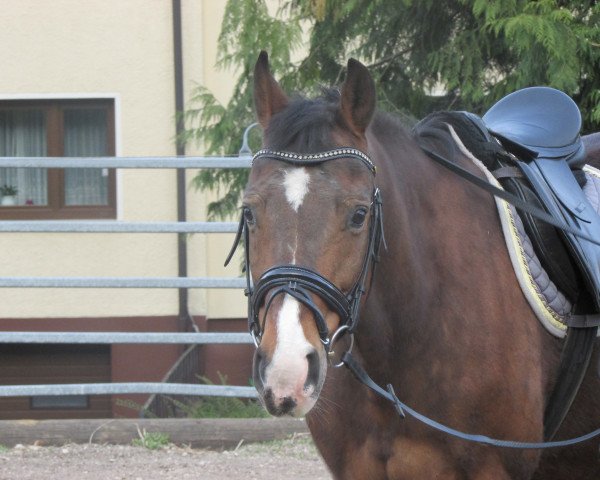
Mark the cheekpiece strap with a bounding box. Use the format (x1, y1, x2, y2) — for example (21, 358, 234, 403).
(253, 147, 377, 175)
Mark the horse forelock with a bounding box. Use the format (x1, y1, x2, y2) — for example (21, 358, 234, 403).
(264, 88, 341, 152)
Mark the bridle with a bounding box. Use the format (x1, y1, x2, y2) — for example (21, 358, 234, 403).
(224, 147, 385, 360)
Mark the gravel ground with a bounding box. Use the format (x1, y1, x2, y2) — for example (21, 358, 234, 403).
(0, 435, 331, 480)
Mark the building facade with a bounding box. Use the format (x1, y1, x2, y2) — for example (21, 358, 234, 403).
(0, 0, 249, 419)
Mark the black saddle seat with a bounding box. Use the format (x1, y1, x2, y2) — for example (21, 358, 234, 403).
(483, 86, 585, 165)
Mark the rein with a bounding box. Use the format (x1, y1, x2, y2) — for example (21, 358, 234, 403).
(420, 145, 600, 248)
(342, 351, 600, 449)
(228, 145, 600, 449)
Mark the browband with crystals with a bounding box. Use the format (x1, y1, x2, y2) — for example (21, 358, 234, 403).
(252, 147, 377, 175)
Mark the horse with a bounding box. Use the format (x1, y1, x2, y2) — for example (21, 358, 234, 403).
(242, 51, 599, 479)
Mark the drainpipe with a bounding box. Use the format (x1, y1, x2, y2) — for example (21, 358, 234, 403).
(172, 0, 193, 333)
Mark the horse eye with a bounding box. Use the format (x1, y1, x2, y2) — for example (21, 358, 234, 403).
(243, 207, 255, 225)
(350, 207, 368, 228)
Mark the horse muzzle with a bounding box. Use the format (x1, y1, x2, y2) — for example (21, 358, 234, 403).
(253, 342, 324, 417)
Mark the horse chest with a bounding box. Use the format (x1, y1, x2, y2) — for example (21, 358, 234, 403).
(340, 433, 527, 480)
(339, 434, 457, 480)
(320, 397, 455, 479)
(385, 438, 459, 480)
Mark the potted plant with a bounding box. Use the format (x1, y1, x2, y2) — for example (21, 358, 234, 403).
(0, 184, 18, 206)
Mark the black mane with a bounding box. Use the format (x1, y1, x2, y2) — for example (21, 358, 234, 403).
(413, 111, 504, 170)
(264, 88, 341, 152)
(264, 86, 482, 166)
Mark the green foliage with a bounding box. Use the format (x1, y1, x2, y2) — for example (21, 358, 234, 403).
(183, 0, 305, 220)
(185, 0, 600, 218)
(180, 395, 268, 419)
(0, 184, 18, 196)
(168, 374, 268, 419)
(0, 444, 9, 453)
(132, 429, 171, 450)
(115, 397, 157, 418)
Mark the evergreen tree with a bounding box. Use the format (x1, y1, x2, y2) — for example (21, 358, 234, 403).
(184, 0, 600, 219)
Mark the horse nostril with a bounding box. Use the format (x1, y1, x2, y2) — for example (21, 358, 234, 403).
(253, 348, 268, 389)
(305, 349, 321, 391)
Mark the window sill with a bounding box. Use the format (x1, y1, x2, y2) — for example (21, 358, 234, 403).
(0, 205, 116, 220)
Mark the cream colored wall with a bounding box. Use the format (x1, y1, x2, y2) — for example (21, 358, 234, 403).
(191, 0, 246, 319)
(196, 0, 303, 318)
(0, 0, 246, 319)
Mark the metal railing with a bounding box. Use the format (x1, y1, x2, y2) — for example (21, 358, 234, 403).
(0, 156, 251, 169)
(0, 155, 257, 402)
(143, 345, 205, 417)
(0, 220, 238, 233)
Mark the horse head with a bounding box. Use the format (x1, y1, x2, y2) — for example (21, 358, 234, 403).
(245, 51, 381, 416)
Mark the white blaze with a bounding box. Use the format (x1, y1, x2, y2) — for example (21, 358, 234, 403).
(265, 294, 312, 395)
(283, 167, 310, 263)
(283, 168, 310, 211)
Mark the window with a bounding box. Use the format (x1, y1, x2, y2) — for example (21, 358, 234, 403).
(0, 99, 116, 219)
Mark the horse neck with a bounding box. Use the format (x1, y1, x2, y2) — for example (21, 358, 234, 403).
(367, 116, 453, 297)
(360, 118, 499, 373)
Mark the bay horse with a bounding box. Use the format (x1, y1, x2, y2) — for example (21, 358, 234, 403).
(243, 51, 599, 479)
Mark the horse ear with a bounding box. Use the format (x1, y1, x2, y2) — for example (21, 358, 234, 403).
(340, 58, 376, 137)
(253, 51, 289, 129)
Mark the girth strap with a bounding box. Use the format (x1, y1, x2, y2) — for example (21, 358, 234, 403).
(543, 325, 598, 440)
(566, 313, 600, 329)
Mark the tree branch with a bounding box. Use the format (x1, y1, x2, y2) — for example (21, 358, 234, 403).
(366, 48, 412, 69)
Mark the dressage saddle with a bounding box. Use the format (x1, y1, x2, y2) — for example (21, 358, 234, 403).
(453, 87, 600, 440)
(464, 87, 600, 313)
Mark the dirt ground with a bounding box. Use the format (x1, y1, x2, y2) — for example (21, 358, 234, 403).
(0, 435, 331, 480)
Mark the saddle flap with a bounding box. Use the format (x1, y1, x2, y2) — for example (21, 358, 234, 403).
(483, 87, 584, 163)
(520, 160, 600, 310)
(534, 159, 592, 223)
